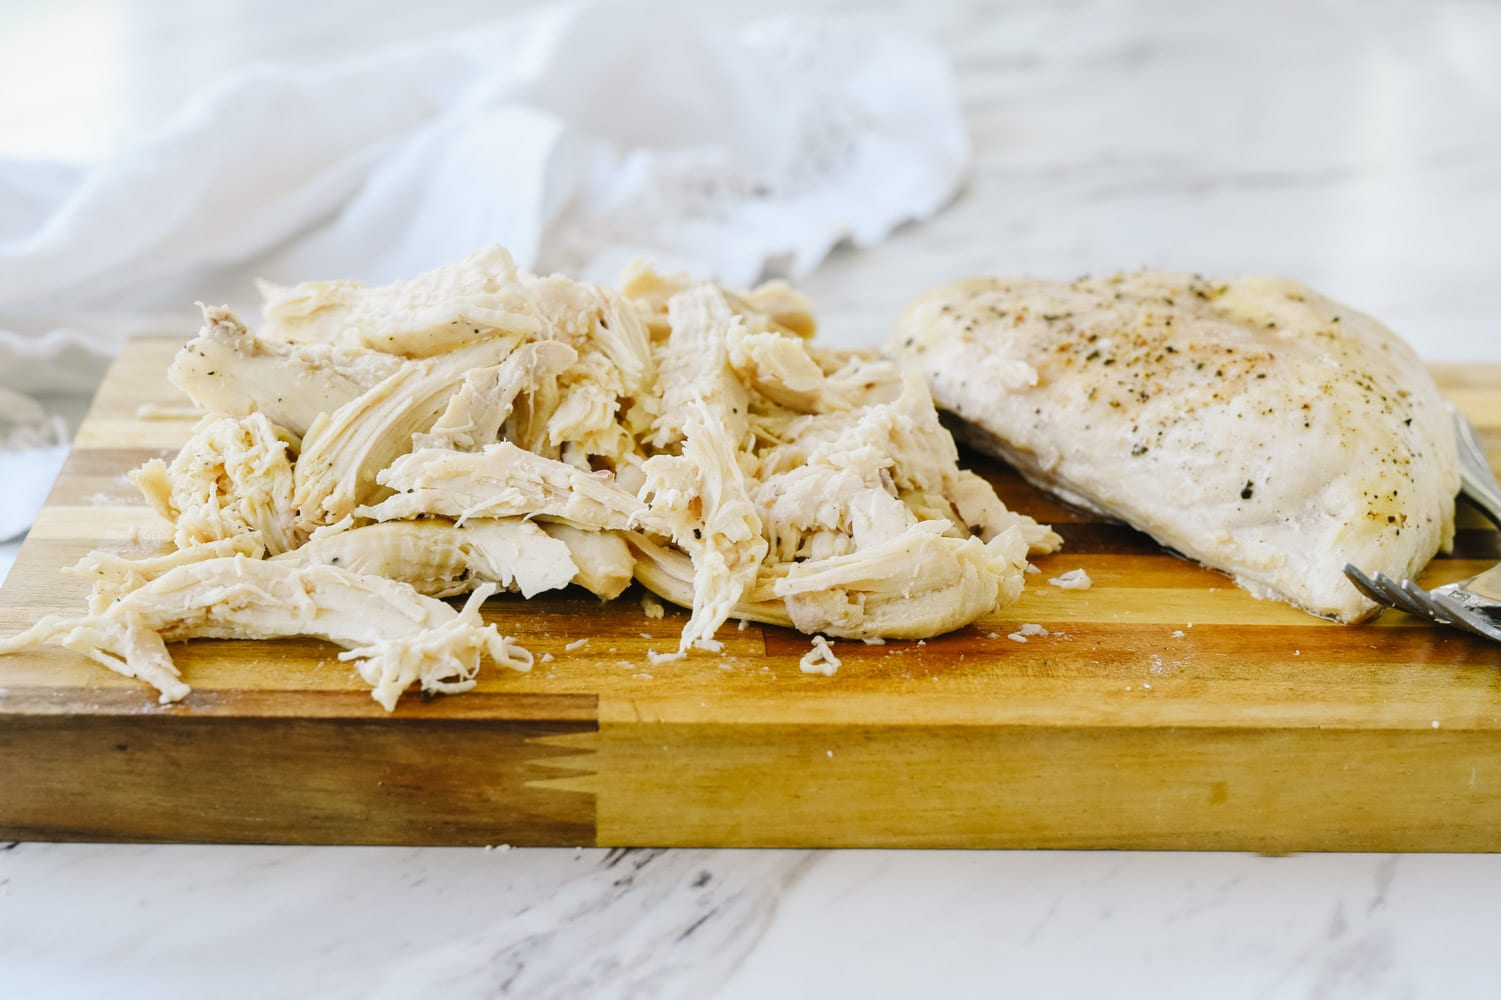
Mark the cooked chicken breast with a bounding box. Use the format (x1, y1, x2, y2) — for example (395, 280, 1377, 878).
(888, 272, 1459, 622)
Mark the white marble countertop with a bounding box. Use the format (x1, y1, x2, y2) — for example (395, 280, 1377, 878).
(2, 845, 1500, 999)
(3, 0, 1501, 996)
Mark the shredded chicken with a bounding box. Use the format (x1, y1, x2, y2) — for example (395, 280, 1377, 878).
(539, 523, 634, 600)
(257, 245, 544, 356)
(275, 518, 576, 599)
(414, 342, 576, 453)
(132, 413, 303, 554)
(776, 521, 1030, 639)
(67, 536, 267, 614)
(0, 558, 528, 710)
(293, 337, 517, 533)
(3, 247, 1057, 709)
(170, 306, 402, 437)
(362, 442, 654, 531)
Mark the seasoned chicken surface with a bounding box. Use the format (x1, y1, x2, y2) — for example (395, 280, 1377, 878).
(257, 245, 544, 356)
(5, 248, 1059, 708)
(887, 272, 1459, 622)
(170, 307, 402, 437)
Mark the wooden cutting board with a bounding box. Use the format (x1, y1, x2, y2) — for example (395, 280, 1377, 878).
(3, 338, 1500, 851)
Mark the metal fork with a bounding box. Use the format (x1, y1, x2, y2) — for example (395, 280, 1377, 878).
(1343, 405, 1501, 641)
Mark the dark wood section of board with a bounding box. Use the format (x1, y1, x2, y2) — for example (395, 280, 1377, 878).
(0, 713, 597, 845)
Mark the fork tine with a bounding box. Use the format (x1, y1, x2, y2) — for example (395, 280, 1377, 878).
(1397, 577, 1453, 625)
(1372, 573, 1433, 619)
(1378, 574, 1437, 620)
(1343, 564, 1394, 612)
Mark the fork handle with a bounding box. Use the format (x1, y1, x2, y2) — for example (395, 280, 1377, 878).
(1452, 404, 1501, 530)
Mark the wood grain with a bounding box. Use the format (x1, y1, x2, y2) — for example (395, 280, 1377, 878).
(2, 337, 1500, 849)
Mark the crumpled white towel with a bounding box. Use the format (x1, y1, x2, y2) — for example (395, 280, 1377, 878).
(0, 0, 968, 543)
(0, 0, 968, 395)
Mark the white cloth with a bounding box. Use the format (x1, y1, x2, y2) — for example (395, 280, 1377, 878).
(0, 1, 967, 392)
(0, 0, 968, 540)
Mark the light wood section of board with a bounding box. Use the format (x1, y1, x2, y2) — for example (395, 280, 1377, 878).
(1, 338, 1499, 849)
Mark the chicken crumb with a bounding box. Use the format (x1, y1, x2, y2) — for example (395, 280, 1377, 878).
(800, 635, 840, 676)
(647, 648, 687, 666)
(1172, 629, 1186, 638)
(1018, 623, 1047, 637)
(540, 652, 555, 663)
(641, 594, 665, 619)
(861, 636, 886, 645)
(1006, 633, 1028, 643)
(693, 637, 724, 653)
(987, 631, 1000, 639)
(1024, 563, 1040, 575)
(564, 638, 589, 652)
(1048, 568, 1092, 590)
